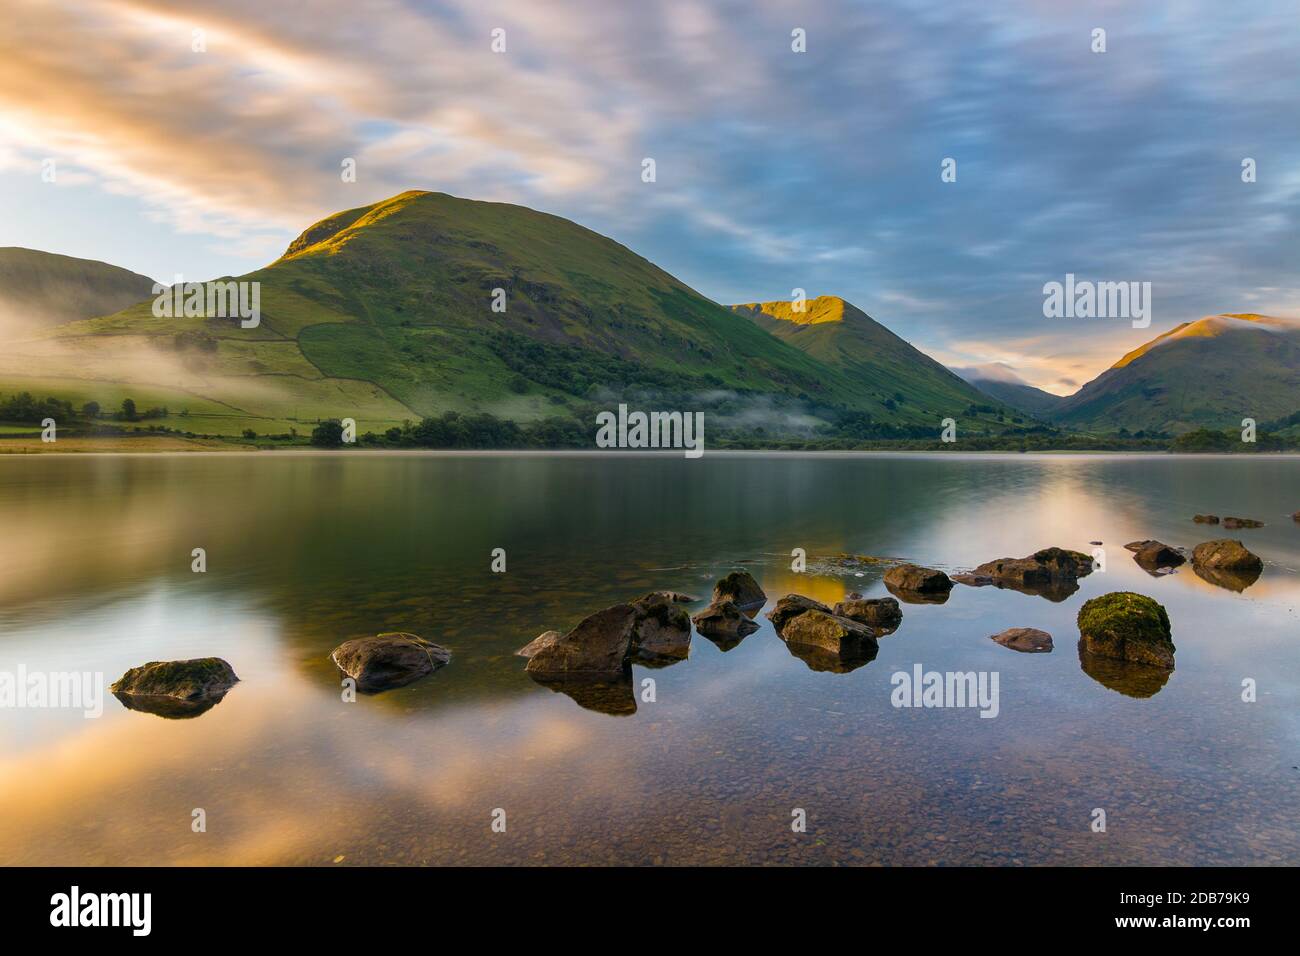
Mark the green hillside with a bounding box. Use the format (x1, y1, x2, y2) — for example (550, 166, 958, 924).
(731, 296, 1023, 425)
(0, 247, 156, 334)
(0, 191, 1019, 441)
(1052, 314, 1300, 433)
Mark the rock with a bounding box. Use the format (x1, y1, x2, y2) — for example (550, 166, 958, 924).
(766, 594, 833, 631)
(1190, 539, 1263, 591)
(781, 609, 877, 653)
(711, 570, 766, 609)
(970, 547, 1094, 602)
(882, 564, 953, 598)
(1123, 540, 1158, 552)
(1222, 516, 1264, 529)
(331, 633, 451, 693)
(1193, 514, 1220, 524)
(692, 601, 760, 642)
(630, 593, 692, 666)
(833, 597, 902, 634)
(1292, 511, 1300, 522)
(1192, 539, 1263, 572)
(524, 604, 637, 680)
(951, 572, 995, 587)
(990, 627, 1053, 653)
(1131, 541, 1186, 571)
(517, 630, 561, 659)
(766, 593, 878, 663)
(1076, 592, 1174, 669)
(111, 657, 239, 718)
(635, 590, 697, 604)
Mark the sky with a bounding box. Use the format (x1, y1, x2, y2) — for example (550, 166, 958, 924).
(1, 0, 1297, 394)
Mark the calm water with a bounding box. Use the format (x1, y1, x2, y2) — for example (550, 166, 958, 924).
(1, 452, 1297, 866)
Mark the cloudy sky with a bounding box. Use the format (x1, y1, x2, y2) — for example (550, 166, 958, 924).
(2, 0, 1297, 393)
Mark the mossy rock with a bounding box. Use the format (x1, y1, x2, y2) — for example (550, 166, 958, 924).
(111, 657, 239, 701)
(1076, 592, 1174, 669)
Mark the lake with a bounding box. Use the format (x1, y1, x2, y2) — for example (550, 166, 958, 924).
(0, 452, 1296, 865)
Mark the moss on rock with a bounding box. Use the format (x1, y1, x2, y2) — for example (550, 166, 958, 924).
(1076, 592, 1174, 668)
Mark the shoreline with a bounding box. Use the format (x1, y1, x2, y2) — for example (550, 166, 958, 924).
(4, 439, 1300, 461)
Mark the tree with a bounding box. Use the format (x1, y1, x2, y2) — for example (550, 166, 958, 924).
(310, 420, 345, 447)
(81, 401, 100, 419)
(121, 398, 137, 421)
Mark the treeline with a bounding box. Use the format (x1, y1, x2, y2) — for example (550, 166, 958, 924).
(310, 411, 589, 449)
(1169, 427, 1294, 452)
(0, 392, 169, 424)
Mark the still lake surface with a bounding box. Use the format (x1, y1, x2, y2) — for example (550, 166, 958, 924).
(0, 452, 1297, 865)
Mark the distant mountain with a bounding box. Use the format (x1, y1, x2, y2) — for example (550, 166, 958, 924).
(1053, 314, 1300, 433)
(951, 363, 1064, 419)
(0, 247, 155, 335)
(731, 296, 1016, 424)
(2, 192, 1014, 437)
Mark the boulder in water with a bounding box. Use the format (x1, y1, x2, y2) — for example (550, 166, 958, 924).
(711, 570, 766, 609)
(331, 633, 451, 693)
(111, 657, 239, 718)
(990, 627, 1053, 653)
(1076, 592, 1174, 669)
(833, 597, 902, 634)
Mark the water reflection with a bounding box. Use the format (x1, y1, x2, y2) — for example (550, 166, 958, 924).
(1, 452, 1298, 865)
(1077, 646, 1174, 698)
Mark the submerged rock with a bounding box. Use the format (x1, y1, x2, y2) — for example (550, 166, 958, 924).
(111, 657, 239, 719)
(1190, 539, 1263, 591)
(711, 570, 766, 609)
(968, 547, 1094, 602)
(1193, 514, 1220, 524)
(1222, 516, 1264, 529)
(1130, 541, 1186, 572)
(833, 597, 902, 634)
(331, 633, 451, 693)
(990, 627, 1053, 653)
(1076, 592, 1174, 669)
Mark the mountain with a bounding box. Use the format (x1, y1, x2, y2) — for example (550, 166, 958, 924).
(730, 296, 1018, 423)
(0, 247, 156, 336)
(1053, 314, 1300, 433)
(1, 191, 1017, 438)
(951, 363, 1064, 419)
